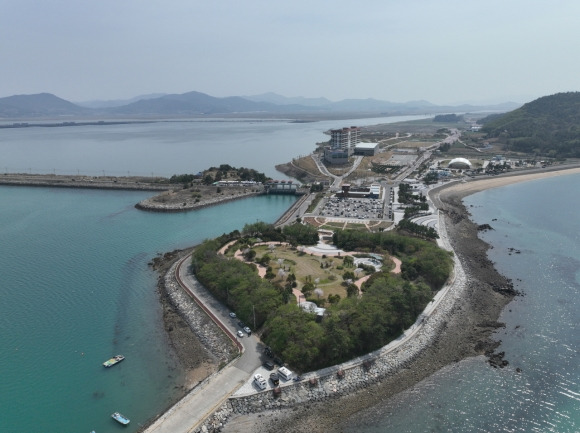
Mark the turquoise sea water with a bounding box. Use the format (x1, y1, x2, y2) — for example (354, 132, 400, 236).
(352, 173, 580, 433)
(0, 186, 297, 433)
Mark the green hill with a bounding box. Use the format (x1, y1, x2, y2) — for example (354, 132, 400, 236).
(480, 92, 580, 158)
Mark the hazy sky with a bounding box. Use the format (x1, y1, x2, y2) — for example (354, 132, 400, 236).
(2, 0, 579, 105)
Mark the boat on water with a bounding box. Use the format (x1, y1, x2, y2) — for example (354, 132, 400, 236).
(111, 412, 130, 425)
(103, 355, 125, 368)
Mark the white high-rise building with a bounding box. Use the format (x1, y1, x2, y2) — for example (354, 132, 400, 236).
(329, 126, 361, 153)
(324, 126, 361, 164)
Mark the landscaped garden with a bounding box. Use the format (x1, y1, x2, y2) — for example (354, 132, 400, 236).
(191, 220, 453, 371)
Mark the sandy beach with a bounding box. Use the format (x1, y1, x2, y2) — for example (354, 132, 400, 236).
(215, 165, 580, 433)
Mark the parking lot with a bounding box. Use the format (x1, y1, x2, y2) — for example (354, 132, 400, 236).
(318, 196, 386, 220)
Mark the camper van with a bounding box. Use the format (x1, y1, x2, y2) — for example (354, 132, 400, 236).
(254, 373, 267, 390)
(277, 366, 293, 381)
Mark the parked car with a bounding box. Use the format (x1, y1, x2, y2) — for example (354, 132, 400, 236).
(243, 326, 252, 335)
(269, 372, 279, 386)
(229, 312, 236, 318)
(237, 321, 246, 328)
(263, 361, 274, 371)
(278, 366, 293, 381)
(237, 330, 244, 338)
(254, 373, 267, 390)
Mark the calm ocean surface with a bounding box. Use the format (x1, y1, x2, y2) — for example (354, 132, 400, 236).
(0, 187, 297, 433)
(0, 115, 426, 179)
(352, 173, 580, 433)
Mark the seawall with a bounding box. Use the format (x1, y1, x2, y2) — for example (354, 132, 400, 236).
(193, 211, 467, 432)
(0, 173, 173, 191)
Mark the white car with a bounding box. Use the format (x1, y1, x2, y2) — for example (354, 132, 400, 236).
(237, 330, 244, 338)
(229, 312, 236, 318)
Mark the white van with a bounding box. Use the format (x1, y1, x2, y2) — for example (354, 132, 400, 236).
(278, 366, 293, 381)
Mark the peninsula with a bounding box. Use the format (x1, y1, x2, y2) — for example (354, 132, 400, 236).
(143, 109, 580, 432)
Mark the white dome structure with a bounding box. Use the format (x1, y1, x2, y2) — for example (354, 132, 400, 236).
(448, 157, 472, 169)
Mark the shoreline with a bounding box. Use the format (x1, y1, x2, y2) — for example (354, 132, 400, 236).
(141, 164, 580, 433)
(211, 165, 580, 433)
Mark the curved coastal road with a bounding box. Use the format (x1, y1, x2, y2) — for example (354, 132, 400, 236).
(143, 254, 263, 433)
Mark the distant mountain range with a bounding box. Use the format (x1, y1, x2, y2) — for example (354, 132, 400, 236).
(0, 91, 521, 119)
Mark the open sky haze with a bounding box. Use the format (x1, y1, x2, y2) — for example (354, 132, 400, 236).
(2, 0, 579, 105)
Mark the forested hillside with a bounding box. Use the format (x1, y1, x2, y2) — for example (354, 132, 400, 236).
(480, 92, 580, 158)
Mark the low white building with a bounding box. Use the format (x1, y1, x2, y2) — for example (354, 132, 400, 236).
(448, 157, 472, 169)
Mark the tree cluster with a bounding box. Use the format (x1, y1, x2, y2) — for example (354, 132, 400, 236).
(262, 269, 434, 371)
(169, 173, 199, 184)
(397, 183, 426, 205)
(397, 219, 439, 240)
(191, 224, 452, 372)
(481, 92, 580, 158)
(174, 165, 271, 186)
(241, 221, 319, 245)
(332, 230, 449, 286)
(433, 114, 463, 123)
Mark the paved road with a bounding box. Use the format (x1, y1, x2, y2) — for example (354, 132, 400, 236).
(311, 154, 363, 191)
(143, 254, 264, 433)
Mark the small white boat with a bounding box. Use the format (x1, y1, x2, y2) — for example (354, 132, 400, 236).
(103, 355, 125, 368)
(111, 412, 130, 425)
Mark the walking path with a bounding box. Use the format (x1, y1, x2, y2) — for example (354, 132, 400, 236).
(143, 255, 261, 433)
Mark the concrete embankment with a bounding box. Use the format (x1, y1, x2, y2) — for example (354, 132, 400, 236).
(0, 173, 173, 191)
(273, 192, 310, 227)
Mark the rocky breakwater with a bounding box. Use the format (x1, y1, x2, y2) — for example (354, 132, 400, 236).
(0, 173, 173, 191)
(151, 250, 238, 400)
(194, 249, 470, 433)
(136, 185, 264, 212)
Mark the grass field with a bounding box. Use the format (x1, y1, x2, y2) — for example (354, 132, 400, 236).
(397, 140, 438, 148)
(253, 244, 351, 298)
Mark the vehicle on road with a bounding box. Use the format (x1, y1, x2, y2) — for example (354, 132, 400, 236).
(243, 326, 252, 335)
(229, 312, 236, 318)
(237, 330, 244, 338)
